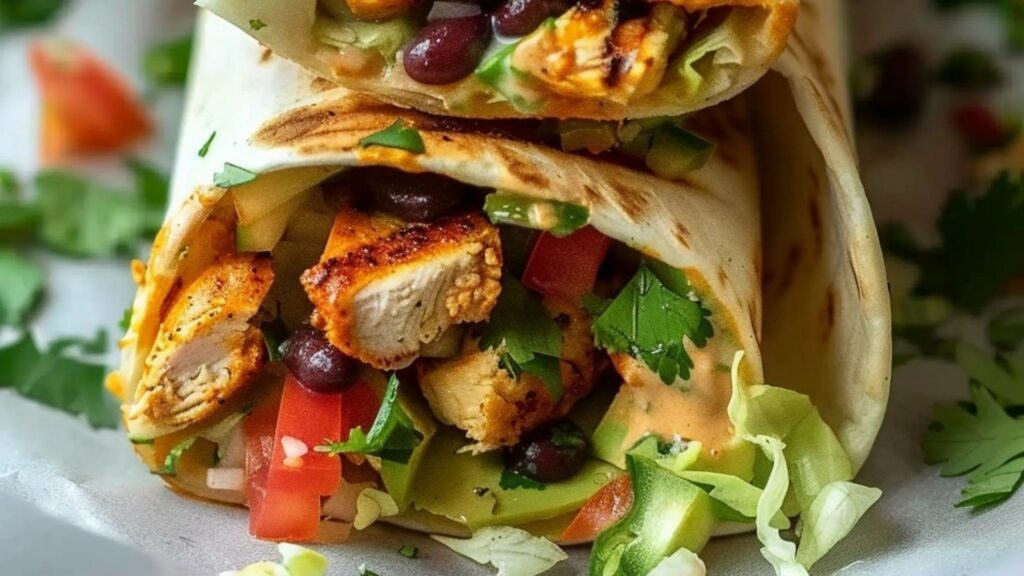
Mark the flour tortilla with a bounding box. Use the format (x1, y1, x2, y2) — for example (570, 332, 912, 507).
(196, 0, 797, 120)
(116, 6, 888, 540)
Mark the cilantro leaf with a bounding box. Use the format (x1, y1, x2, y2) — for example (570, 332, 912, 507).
(249, 18, 267, 31)
(0, 168, 19, 199)
(480, 277, 563, 400)
(316, 374, 422, 463)
(198, 131, 216, 158)
(956, 457, 1024, 509)
(120, 307, 133, 332)
(924, 385, 1024, 479)
(143, 34, 193, 88)
(213, 163, 257, 189)
(955, 342, 1024, 404)
(261, 316, 289, 362)
(0, 203, 42, 244)
(397, 545, 419, 559)
(499, 469, 546, 491)
(936, 47, 1002, 90)
(49, 328, 108, 357)
(0, 0, 66, 29)
(35, 170, 142, 258)
(358, 120, 426, 154)
(0, 250, 43, 326)
(0, 333, 118, 429)
(590, 259, 713, 384)
(916, 173, 1024, 312)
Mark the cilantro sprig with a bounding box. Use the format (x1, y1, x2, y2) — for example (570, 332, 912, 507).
(586, 260, 713, 384)
(358, 120, 426, 154)
(0, 332, 117, 429)
(479, 277, 563, 400)
(316, 374, 423, 463)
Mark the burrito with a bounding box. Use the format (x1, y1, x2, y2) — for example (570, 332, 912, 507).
(195, 0, 797, 120)
(112, 4, 889, 575)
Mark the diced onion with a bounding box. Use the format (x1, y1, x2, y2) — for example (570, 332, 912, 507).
(427, 1, 481, 21)
(282, 435, 309, 468)
(207, 468, 246, 492)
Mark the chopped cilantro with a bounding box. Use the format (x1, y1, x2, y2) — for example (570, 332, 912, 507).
(143, 34, 193, 87)
(198, 131, 216, 158)
(0, 250, 43, 327)
(479, 277, 563, 400)
(249, 18, 267, 31)
(358, 120, 426, 154)
(955, 342, 1024, 405)
(925, 385, 1024, 509)
(261, 315, 289, 362)
(317, 374, 423, 463)
(130, 437, 155, 445)
(936, 47, 1003, 90)
(550, 424, 587, 449)
(0, 0, 66, 29)
(0, 168, 19, 199)
(0, 333, 118, 429)
(397, 545, 419, 559)
(213, 163, 258, 189)
(120, 307, 133, 332)
(588, 260, 713, 384)
(499, 469, 547, 491)
(35, 171, 143, 258)
(49, 328, 109, 357)
(159, 437, 198, 476)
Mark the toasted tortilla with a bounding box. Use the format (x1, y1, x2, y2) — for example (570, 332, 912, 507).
(196, 0, 797, 120)
(116, 1, 888, 542)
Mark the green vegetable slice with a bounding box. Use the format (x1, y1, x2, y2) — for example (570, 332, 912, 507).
(199, 131, 216, 158)
(588, 260, 713, 384)
(0, 250, 43, 326)
(358, 120, 425, 154)
(214, 163, 258, 189)
(483, 193, 590, 237)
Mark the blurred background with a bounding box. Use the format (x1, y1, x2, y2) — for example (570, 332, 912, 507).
(2, 0, 1024, 574)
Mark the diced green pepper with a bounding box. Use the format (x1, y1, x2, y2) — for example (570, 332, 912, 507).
(484, 193, 590, 237)
(645, 125, 715, 180)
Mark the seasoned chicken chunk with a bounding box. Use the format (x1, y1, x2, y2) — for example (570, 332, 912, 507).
(417, 297, 595, 449)
(512, 2, 685, 104)
(343, 0, 415, 20)
(126, 253, 274, 438)
(302, 208, 502, 371)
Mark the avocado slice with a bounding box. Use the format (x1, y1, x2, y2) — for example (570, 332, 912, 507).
(236, 188, 312, 253)
(412, 427, 622, 531)
(231, 166, 340, 225)
(644, 125, 715, 180)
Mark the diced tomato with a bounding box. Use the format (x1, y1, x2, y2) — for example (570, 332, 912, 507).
(523, 226, 612, 303)
(560, 475, 634, 544)
(341, 379, 381, 440)
(949, 103, 1015, 153)
(244, 401, 321, 541)
(268, 375, 343, 496)
(29, 39, 152, 162)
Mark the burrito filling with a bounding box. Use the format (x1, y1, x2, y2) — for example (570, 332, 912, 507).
(124, 162, 874, 573)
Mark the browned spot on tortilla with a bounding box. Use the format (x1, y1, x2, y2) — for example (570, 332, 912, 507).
(717, 266, 729, 287)
(748, 296, 760, 338)
(777, 244, 802, 293)
(808, 191, 823, 256)
(582, 184, 602, 204)
(495, 145, 551, 190)
(310, 77, 336, 93)
(673, 222, 691, 249)
(254, 101, 417, 148)
(610, 183, 650, 222)
(260, 48, 273, 63)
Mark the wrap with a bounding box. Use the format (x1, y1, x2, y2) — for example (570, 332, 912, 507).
(113, 1, 888, 568)
(196, 0, 798, 120)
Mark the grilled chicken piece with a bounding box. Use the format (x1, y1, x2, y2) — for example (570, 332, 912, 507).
(302, 208, 502, 371)
(343, 0, 415, 20)
(512, 2, 684, 104)
(418, 297, 595, 449)
(126, 253, 274, 438)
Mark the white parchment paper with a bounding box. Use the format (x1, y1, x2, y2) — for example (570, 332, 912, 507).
(1, 0, 1023, 574)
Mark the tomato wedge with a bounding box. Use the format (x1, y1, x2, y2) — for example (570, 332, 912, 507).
(560, 475, 634, 544)
(29, 39, 152, 162)
(244, 401, 321, 541)
(523, 226, 612, 303)
(267, 375, 343, 496)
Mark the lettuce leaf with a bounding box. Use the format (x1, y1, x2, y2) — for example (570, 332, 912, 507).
(432, 527, 568, 576)
(648, 547, 706, 576)
(795, 481, 882, 568)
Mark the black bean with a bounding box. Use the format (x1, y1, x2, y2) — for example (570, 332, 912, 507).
(505, 421, 590, 483)
(403, 15, 491, 85)
(283, 326, 359, 394)
(855, 43, 928, 128)
(354, 167, 469, 221)
(491, 0, 573, 37)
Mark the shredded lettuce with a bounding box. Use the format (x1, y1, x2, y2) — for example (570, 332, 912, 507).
(354, 487, 399, 530)
(648, 547, 706, 576)
(432, 527, 568, 576)
(220, 544, 328, 576)
(727, 352, 881, 574)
